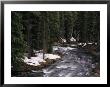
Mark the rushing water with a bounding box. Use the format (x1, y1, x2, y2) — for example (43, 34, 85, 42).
(14, 46, 99, 77)
(42, 48, 94, 77)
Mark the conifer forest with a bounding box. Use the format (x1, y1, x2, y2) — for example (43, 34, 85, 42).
(11, 11, 100, 77)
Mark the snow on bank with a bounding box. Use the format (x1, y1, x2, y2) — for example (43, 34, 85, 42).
(45, 54, 61, 59)
(24, 53, 61, 66)
(24, 45, 77, 66)
(60, 38, 66, 43)
(24, 53, 44, 66)
(70, 44, 77, 47)
(70, 37, 76, 42)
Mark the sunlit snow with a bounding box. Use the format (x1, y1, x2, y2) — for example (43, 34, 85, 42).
(70, 37, 76, 42)
(24, 52, 61, 66)
(44, 54, 61, 59)
(61, 38, 66, 43)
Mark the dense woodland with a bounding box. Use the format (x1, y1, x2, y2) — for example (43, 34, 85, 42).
(11, 11, 100, 75)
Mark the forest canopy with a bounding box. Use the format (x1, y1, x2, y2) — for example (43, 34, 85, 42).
(11, 11, 100, 72)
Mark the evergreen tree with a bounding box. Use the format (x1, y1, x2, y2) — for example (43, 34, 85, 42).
(11, 12, 26, 71)
(11, 11, 100, 72)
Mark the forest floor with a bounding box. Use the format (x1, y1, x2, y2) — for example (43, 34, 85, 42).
(12, 43, 100, 77)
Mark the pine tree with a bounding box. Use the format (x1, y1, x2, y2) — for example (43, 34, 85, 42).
(11, 12, 26, 71)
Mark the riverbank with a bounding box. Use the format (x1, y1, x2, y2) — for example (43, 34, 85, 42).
(12, 43, 100, 77)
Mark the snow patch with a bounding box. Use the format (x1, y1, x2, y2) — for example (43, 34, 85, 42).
(24, 52, 61, 66)
(70, 44, 77, 47)
(52, 46, 59, 51)
(95, 43, 97, 45)
(31, 70, 38, 73)
(88, 43, 93, 45)
(70, 37, 76, 42)
(78, 43, 83, 45)
(61, 38, 66, 43)
(24, 55, 45, 66)
(45, 54, 61, 59)
(82, 43, 87, 47)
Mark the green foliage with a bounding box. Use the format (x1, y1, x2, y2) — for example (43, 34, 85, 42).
(11, 11, 100, 71)
(11, 12, 26, 71)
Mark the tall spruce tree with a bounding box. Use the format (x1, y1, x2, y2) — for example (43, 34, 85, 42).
(11, 12, 26, 71)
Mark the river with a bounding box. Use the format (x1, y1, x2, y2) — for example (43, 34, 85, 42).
(16, 46, 99, 77)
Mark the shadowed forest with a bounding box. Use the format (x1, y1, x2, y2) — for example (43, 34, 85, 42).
(11, 11, 100, 77)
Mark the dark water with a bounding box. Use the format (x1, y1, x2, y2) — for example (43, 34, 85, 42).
(13, 47, 99, 77)
(42, 48, 95, 77)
